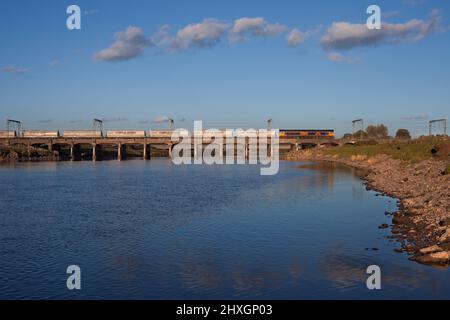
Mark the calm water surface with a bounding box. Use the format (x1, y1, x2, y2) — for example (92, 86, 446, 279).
(0, 160, 449, 299)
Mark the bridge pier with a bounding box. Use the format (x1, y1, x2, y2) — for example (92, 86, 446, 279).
(92, 143, 97, 162)
(143, 143, 148, 160)
(168, 144, 172, 159)
(70, 144, 74, 161)
(117, 143, 122, 161)
(244, 141, 249, 160)
(27, 142, 31, 159)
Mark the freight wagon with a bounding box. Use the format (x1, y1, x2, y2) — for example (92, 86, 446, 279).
(208, 130, 239, 137)
(21, 130, 60, 138)
(63, 130, 103, 138)
(106, 130, 146, 138)
(0, 130, 17, 138)
(148, 130, 174, 138)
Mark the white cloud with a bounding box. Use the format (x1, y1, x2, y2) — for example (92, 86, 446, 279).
(96, 17, 317, 58)
(229, 17, 287, 43)
(1, 66, 30, 74)
(321, 10, 441, 50)
(287, 28, 305, 46)
(95, 26, 153, 61)
(327, 52, 345, 62)
(327, 52, 361, 64)
(153, 116, 172, 123)
(171, 19, 229, 51)
(152, 24, 173, 46)
(50, 59, 61, 67)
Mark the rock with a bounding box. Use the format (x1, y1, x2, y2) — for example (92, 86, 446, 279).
(439, 242, 450, 251)
(412, 251, 450, 265)
(438, 229, 450, 242)
(392, 214, 407, 224)
(403, 198, 418, 207)
(350, 154, 367, 162)
(406, 244, 414, 254)
(407, 208, 423, 216)
(418, 245, 442, 254)
(378, 224, 389, 229)
(4, 150, 19, 162)
(439, 218, 450, 227)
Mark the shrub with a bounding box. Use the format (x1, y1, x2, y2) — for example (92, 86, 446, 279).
(395, 129, 411, 139)
(366, 124, 389, 139)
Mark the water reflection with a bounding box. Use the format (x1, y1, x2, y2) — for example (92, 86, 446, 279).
(322, 246, 448, 296)
(0, 161, 449, 299)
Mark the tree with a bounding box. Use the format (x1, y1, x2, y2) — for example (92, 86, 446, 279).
(366, 124, 389, 139)
(353, 130, 368, 139)
(395, 129, 411, 139)
(342, 133, 353, 139)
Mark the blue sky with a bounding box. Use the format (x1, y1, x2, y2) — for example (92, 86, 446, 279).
(0, 0, 449, 136)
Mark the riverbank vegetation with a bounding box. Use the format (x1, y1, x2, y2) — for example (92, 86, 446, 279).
(324, 136, 450, 164)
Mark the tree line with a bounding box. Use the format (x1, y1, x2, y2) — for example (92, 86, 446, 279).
(343, 124, 411, 140)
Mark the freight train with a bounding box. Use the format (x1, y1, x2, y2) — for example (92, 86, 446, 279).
(0, 130, 17, 138)
(0, 129, 335, 139)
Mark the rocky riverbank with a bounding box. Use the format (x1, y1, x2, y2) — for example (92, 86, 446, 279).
(285, 144, 450, 267)
(0, 145, 57, 162)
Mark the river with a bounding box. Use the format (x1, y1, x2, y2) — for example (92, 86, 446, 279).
(0, 160, 449, 299)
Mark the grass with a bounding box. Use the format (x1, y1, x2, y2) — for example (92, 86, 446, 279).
(324, 136, 450, 163)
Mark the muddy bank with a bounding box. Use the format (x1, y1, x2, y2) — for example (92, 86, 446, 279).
(285, 148, 450, 267)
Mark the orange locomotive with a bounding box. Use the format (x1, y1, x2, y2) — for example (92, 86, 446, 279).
(279, 129, 335, 139)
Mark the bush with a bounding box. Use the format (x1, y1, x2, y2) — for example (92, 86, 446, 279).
(366, 124, 389, 139)
(342, 133, 353, 139)
(395, 129, 411, 139)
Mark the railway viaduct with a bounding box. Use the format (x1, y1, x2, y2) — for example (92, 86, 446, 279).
(0, 136, 338, 161)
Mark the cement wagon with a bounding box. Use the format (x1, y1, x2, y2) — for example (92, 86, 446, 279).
(148, 130, 174, 138)
(0, 130, 17, 138)
(201, 130, 233, 138)
(22, 130, 60, 138)
(106, 130, 146, 138)
(63, 130, 103, 138)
